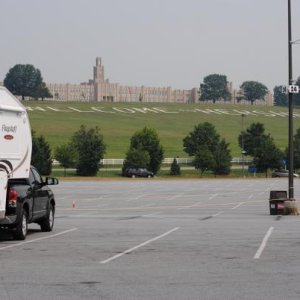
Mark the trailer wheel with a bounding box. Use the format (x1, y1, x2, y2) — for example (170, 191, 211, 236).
(40, 203, 55, 232)
(14, 209, 28, 240)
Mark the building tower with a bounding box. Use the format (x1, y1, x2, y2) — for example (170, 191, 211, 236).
(93, 57, 105, 83)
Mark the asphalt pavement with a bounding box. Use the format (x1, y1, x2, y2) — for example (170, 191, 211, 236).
(0, 178, 300, 300)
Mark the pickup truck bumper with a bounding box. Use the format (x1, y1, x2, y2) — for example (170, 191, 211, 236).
(0, 214, 17, 225)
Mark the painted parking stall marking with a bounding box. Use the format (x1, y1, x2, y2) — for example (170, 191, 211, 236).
(178, 193, 219, 209)
(100, 227, 180, 264)
(212, 211, 224, 217)
(254, 227, 274, 259)
(232, 202, 244, 210)
(0, 228, 78, 251)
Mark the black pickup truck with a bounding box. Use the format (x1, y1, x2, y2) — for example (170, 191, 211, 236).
(0, 166, 59, 240)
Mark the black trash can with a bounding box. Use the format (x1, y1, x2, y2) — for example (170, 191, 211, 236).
(269, 190, 287, 215)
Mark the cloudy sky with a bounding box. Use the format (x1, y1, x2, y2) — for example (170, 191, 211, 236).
(1, 0, 300, 91)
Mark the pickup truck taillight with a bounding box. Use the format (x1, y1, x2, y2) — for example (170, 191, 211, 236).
(8, 189, 18, 208)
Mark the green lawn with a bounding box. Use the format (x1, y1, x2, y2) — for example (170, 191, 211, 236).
(26, 101, 300, 158)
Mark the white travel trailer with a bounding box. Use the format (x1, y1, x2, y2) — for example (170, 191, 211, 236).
(0, 87, 32, 220)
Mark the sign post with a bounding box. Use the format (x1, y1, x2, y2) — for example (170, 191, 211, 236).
(288, 0, 294, 200)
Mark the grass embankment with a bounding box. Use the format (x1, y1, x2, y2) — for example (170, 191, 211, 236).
(27, 101, 300, 160)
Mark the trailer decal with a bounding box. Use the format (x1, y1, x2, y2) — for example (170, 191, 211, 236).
(0, 160, 13, 175)
(4, 135, 14, 140)
(9, 148, 31, 175)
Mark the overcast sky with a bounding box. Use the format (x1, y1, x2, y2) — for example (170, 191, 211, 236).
(1, 0, 300, 91)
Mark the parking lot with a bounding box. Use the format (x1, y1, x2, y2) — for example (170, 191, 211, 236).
(1, 178, 300, 300)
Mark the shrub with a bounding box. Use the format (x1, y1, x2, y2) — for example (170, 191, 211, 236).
(170, 158, 181, 175)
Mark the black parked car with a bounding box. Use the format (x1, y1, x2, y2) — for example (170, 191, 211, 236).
(125, 168, 154, 178)
(0, 166, 59, 240)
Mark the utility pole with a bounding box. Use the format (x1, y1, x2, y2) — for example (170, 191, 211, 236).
(288, 0, 294, 200)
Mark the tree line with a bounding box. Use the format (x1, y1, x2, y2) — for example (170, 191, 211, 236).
(3, 63, 299, 106)
(199, 74, 269, 105)
(199, 73, 300, 106)
(32, 122, 300, 178)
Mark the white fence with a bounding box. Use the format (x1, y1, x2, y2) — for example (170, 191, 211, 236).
(99, 158, 194, 165)
(53, 157, 252, 166)
(231, 157, 253, 164)
(100, 159, 125, 165)
(100, 157, 251, 165)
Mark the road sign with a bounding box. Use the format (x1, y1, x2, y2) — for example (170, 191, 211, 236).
(248, 165, 257, 174)
(288, 85, 299, 93)
(281, 86, 288, 94)
(281, 85, 299, 94)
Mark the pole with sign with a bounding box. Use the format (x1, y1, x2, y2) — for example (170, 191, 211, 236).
(288, 0, 294, 200)
(289, 85, 299, 93)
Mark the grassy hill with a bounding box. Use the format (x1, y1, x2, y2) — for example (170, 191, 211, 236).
(26, 101, 300, 159)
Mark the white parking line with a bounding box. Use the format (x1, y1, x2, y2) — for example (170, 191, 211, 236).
(100, 227, 180, 264)
(126, 194, 148, 202)
(178, 193, 218, 209)
(254, 227, 274, 259)
(212, 211, 224, 217)
(141, 203, 156, 207)
(167, 194, 184, 201)
(208, 194, 218, 201)
(232, 202, 244, 210)
(58, 196, 72, 200)
(96, 204, 108, 208)
(0, 228, 78, 251)
(142, 212, 161, 217)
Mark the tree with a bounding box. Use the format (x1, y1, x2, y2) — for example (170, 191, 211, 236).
(55, 144, 78, 176)
(170, 158, 181, 176)
(287, 127, 300, 171)
(212, 139, 232, 175)
(129, 127, 164, 174)
(238, 122, 269, 157)
(31, 132, 52, 175)
(273, 85, 288, 107)
(122, 147, 150, 176)
(72, 125, 106, 176)
(200, 74, 231, 103)
(4, 64, 51, 100)
(239, 123, 283, 176)
(253, 138, 283, 177)
(183, 122, 232, 175)
(183, 122, 220, 156)
(193, 147, 215, 176)
(32, 82, 52, 100)
(238, 81, 268, 105)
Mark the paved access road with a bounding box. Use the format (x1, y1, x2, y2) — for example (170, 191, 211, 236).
(0, 178, 300, 300)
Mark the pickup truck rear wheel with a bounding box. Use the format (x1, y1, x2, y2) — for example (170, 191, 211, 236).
(40, 203, 54, 232)
(14, 209, 28, 240)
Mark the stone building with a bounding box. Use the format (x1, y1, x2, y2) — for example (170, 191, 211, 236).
(47, 57, 199, 103)
(2, 57, 273, 105)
